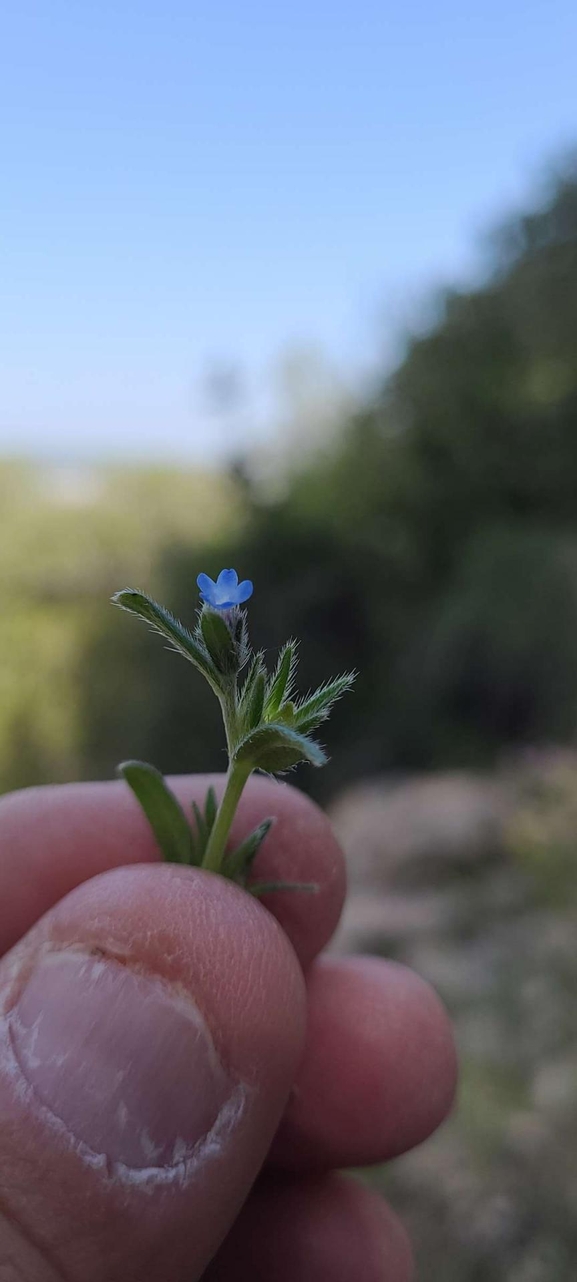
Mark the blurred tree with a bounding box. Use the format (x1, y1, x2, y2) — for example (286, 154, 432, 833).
(6, 163, 577, 796)
(393, 525, 577, 766)
(0, 463, 242, 793)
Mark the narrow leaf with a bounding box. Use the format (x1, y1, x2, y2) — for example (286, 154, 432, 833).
(223, 817, 274, 882)
(234, 723, 327, 772)
(112, 589, 218, 686)
(204, 785, 217, 834)
(231, 609, 251, 669)
(192, 800, 208, 854)
(276, 700, 296, 726)
(265, 641, 298, 719)
(118, 761, 196, 865)
(294, 672, 356, 734)
(238, 653, 267, 728)
(246, 671, 266, 730)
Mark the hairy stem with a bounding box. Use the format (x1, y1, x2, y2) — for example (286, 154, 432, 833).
(202, 759, 252, 873)
(218, 682, 238, 756)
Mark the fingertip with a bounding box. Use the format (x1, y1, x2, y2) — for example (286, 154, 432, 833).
(206, 1172, 414, 1282)
(0, 776, 347, 970)
(349, 955, 459, 1147)
(0, 780, 159, 954)
(226, 776, 346, 968)
(272, 954, 458, 1169)
(0, 863, 307, 1282)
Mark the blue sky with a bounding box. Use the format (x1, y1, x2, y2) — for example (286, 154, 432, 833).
(2, 0, 577, 463)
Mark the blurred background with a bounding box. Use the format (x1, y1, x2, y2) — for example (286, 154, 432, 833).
(2, 1, 577, 1277)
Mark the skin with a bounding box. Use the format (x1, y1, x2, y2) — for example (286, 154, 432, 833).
(0, 775, 457, 1281)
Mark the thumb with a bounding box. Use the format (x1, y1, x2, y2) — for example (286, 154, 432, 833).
(0, 864, 306, 1282)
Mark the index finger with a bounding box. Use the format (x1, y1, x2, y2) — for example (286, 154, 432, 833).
(0, 775, 346, 968)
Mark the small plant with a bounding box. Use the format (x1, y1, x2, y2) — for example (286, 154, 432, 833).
(111, 568, 354, 895)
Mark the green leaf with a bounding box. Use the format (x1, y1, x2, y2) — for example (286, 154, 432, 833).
(231, 608, 251, 669)
(234, 722, 327, 772)
(238, 653, 267, 728)
(294, 672, 356, 734)
(276, 700, 296, 726)
(190, 786, 219, 860)
(246, 671, 266, 730)
(200, 607, 237, 673)
(192, 800, 208, 852)
(249, 880, 319, 897)
(204, 785, 217, 833)
(223, 817, 274, 882)
(112, 589, 219, 687)
(265, 641, 298, 718)
(118, 761, 197, 865)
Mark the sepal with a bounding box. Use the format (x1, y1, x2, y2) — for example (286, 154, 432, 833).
(200, 606, 237, 674)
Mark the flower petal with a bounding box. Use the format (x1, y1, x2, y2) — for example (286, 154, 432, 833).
(216, 568, 238, 594)
(235, 579, 253, 604)
(197, 573, 216, 597)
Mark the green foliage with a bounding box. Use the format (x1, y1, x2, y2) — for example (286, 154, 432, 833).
(110, 564, 349, 878)
(189, 786, 221, 861)
(265, 641, 298, 718)
(294, 673, 357, 734)
(112, 589, 219, 687)
(203, 784, 217, 833)
(244, 669, 266, 730)
(118, 761, 196, 865)
(238, 654, 267, 732)
(234, 722, 327, 772)
(0, 462, 241, 794)
(4, 165, 577, 1280)
(223, 817, 274, 881)
(5, 165, 577, 799)
(200, 607, 237, 674)
(113, 583, 337, 768)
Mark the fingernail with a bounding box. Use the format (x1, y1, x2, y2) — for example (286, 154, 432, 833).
(7, 950, 233, 1171)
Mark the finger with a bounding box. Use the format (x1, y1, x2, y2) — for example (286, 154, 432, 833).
(0, 775, 346, 967)
(0, 863, 306, 1282)
(271, 955, 457, 1169)
(205, 1172, 413, 1282)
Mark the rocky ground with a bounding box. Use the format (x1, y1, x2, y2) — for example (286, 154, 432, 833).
(327, 753, 577, 1281)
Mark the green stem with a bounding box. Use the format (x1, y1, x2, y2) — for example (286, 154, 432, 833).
(202, 759, 252, 874)
(218, 682, 238, 756)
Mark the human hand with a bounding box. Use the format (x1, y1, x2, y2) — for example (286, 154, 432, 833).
(0, 775, 456, 1281)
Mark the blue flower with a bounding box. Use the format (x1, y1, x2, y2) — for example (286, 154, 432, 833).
(197, 568, 253, 610)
